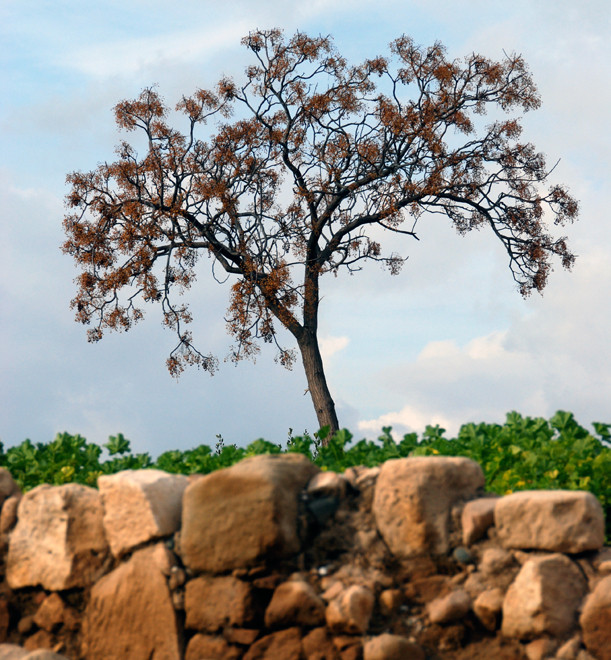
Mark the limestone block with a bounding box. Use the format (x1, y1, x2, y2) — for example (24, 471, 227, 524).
(461, 497, 498, 545)
(185, 576, 255, 632)
(473, 588, 504, 631)
(180, 454, 319, 572)
(580, 574, 611, 660)
(185, 634, 241, 660)
(265, 580, 326, 628)
(501, 553, 587, 640)
(363, 633, 425, 660)
(243, 627, 302, 660)
(302, 627, 339, 659)
(426, 589, 471, 624)
(80, 544, 181, 660)
(98, 468, 188, 557)
(7, 484, 109, 590)
(494, 490, 604, 553)
(326, 585, 374, 635)
(373, 457, 485, 558)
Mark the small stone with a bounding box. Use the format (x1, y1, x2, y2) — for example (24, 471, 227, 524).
(524, 638, 558, 660)
(426, 589, 471, 624)
(452, 547, 473, 564)
(363, 633, 425, 660)
(326, 585, 374, 635)
(378, 589, 403, 616)
(243, 627, 302, 660)
(185, 634, 241, 660)
(265, 580, 325, 628)
(473, 588, 504, 631)
(461, 497, 498, 545)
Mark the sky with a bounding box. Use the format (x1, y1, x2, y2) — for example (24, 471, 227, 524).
(1, 0, 609, 457)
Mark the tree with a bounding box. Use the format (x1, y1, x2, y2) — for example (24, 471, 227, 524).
(63, 30, 578, 440)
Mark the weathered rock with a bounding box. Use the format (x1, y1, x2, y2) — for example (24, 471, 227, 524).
(363, 633, 425, 660)
(556, 635, 583, 659)
(80, 543, 181, 660)
(98, 469, 188, 557)
(502, 553, 587, 640)
(378, 589, 403, 616)
(0, 648, 69, 660)
(185, 575, 256, 632)
(33, 593, 79, 633)
(0, 470, 20, 506)
(265, 580, 326, 629)
(473, 588, 504, 631)
(302, 627, 340, 660)
(426, 589, 471, 624)
(0, 495, 21, 536)
(580, 574, 611, 660)
(494, 490, 604, 553)
(180, 454, 319, 572)
(461, 497, 497, 545)
(7, 484, 109, 590)
(185, 634, 241, 660)
(307, 471, 349, 499)
(243, 627, 302, 660)
(373, 457, 485, 557)
(524, 637, 558, 660)
(326, 585, 374, 635)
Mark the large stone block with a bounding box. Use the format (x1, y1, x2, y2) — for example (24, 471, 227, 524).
(185, 576, 256, 632)
(180, 454, 319, 572)
(7, 484, 109, 591)
(494, 490, 604, 553)
(580, 575, 611, 660)
(373, 457, 485, 558)
(501, 553, 586, 640)
(98, 469, 188, 557)
(80, 544, 181, 660)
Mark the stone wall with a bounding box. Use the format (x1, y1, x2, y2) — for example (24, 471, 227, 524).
(0, 454, 609, 660)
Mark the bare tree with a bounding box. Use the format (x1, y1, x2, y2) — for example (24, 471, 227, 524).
(63, 30, 578, 439)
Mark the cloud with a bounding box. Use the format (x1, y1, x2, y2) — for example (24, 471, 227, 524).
(320, 336, 350, 362)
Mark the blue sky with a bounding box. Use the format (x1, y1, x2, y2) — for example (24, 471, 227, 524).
(1, 0, 609, 456)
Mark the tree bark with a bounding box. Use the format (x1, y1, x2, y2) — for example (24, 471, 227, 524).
(297, 329, 339, 441)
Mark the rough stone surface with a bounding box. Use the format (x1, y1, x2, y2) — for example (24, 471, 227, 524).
(461, 497, 498, 545)
(473, 588, 504, 631)
(302, 627, 339, 659)
(265, 579, 326, 629)
(326, 585, 374, 635)
(6, 484, 109, 590)
(185, 576, 255, 632)
(80, 544, 181, 660)
(0, 470, 20, 507)
(580, 575, 611, 660)
(363, 633, 425, 660)
(373, 457, 485, 557)
(180, 454, 319, 572)
(98, 469, 188, 557)
(502, 553, 587, 639)
(495, 490, 605, 553)
(0, 649, 69, 660)
(243, 627, 302, 660)
(33, 594, 78, 633)
(184, 634, 241, 660)
(426, 589, 471, 624)
(0, 496, 21, 537)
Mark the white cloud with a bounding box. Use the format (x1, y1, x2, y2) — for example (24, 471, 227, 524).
(320, 335, 350, 362)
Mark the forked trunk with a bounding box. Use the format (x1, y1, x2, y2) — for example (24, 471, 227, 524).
(297, 330, 339, 442)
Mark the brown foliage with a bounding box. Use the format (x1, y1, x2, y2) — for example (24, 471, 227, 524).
(63, 29, 578, 428)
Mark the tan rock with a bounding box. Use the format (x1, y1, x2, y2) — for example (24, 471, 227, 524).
(0, 495, 21, 536)
(473, 588, 504, 631)
(185, 576, 255, 632)
(373, 457, 485, 558)
(426, 589, 471, 624)
(243, 627, 302, 660)
(326, 585, 374, 635)
(307, 471, 348, 499)
(494, 490, 604, 553)
(180, 454, 319, 572)
(378, 589, 403, 616)
(0, 469, 20, 505)
(580, 574, 611, 660)
(363, 633, 425, 660)
(265, 580, 325, 628)
(0, 646, 29, 660)
(98, 469, 188, 557)
(33, 593, 78, 633)
(7, 484, 109, 590)
(302, 627, 340, 660)
(524, 638, 558, 660)
(502, 553, 587, 640)
(185, 634, 241, 660)
(461, 497, 498, 545)
(556, 635, 583, 659)
(80, 543, 181, 660)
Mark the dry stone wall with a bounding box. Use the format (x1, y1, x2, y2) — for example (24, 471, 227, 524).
(0, 454, 608, 660)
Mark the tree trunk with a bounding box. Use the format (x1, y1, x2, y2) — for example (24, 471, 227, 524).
(297, 330, 339, 442)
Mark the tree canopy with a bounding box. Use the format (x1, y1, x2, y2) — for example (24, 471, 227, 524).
(63, 29, 578, 437)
